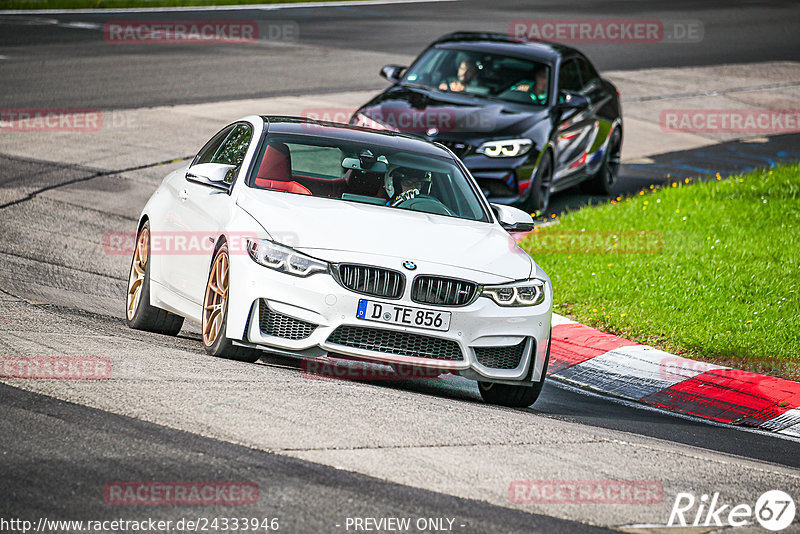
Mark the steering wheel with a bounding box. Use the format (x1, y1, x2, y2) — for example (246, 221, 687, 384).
(394, 194, 456, 216)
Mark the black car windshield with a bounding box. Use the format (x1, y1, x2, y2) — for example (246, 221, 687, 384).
(249, 133, 489, 222)
(402, 48, 551, 106)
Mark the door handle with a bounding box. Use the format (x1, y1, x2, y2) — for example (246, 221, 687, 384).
(178, 189, 188, 201)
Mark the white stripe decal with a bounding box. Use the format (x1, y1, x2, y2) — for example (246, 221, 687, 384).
(762, 408, 800, 434)
(550, 313, 577, 327)
(557, 344, 725, 401)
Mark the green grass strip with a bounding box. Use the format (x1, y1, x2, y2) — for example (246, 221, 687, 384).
(519, 164, 800, 380)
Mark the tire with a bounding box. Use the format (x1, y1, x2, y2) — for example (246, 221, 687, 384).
(523, 151, 553, 216)
(202, 242, 261, 363)
(125, 221, 184, 336)
(478, 333, 551, 408)
(583, 128, 621, 195)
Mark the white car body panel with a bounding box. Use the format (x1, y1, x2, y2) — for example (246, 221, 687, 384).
(137, 115, 553, 386)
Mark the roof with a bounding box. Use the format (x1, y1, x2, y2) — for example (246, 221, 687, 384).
(430, 31, 578, 63)
(259, 116, 450, 157)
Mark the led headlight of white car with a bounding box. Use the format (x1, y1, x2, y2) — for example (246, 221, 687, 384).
(481, 279, 546, 306)
(475, 138, 533, 158)
(246, 239, 328, 277)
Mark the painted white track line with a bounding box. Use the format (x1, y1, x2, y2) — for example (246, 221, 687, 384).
(0, 0, 458, 15)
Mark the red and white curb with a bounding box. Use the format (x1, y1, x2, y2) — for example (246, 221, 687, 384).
(546, 314, 800, 437)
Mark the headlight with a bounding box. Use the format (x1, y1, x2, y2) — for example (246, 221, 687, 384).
(475, 138, 533, 158)
(246, 239, 328, 277)
(482, 279, 546, 306)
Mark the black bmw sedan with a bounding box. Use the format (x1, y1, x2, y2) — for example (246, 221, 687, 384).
(350, 32, 623, 215)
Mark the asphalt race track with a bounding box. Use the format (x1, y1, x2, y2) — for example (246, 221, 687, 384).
(1, 1, 800, 532)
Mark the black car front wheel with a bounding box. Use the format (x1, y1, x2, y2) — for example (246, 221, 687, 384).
(583, 128, 621, 195)
(524, 151, 553, 215)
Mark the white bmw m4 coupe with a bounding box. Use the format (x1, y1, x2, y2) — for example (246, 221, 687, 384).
(126, 116, 553, 407)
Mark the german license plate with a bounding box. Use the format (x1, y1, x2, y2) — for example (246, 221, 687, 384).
(356, 299, 451, 332)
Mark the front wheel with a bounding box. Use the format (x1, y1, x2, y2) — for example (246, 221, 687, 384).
(523, 152, 553, 216)
(202, 243, 261, 363)
(583, 128, 621, 195)
(478, 333, 551, 408)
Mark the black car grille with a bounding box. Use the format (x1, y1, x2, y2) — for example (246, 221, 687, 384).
(411, 276, 478, 306)
(259, 301, 316, 340)
(474, 339, 528, 369)
(337, 264, 404, 299)
(477, 178, 516, 198)
(327, 325, 462, 361)
(438, 141, 472, 159)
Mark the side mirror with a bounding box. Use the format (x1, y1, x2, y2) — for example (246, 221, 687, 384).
(557, 91, 590, 110)
(380, 64, 406, 84)
(185, 163, 236, 192)
(491, 203, 535, 233)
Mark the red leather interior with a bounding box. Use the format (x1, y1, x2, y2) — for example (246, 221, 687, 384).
(293, 173, 346, 197)
(254, 143, 312, 195)
(254, 142, 387, 199)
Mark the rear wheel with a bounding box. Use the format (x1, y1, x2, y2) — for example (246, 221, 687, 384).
(125, 222, 184, 335)
(523, 152, 553, 216)
(478, 333, 551, 408)
(583, 128, 621, 195)
(202, 243, 261, 363)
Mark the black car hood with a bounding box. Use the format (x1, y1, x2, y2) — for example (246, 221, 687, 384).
(356, 85, 548, 140)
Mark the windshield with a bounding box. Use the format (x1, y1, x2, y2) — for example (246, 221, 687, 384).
(248, 133, 489, 222)
(402, 47, 551, 106)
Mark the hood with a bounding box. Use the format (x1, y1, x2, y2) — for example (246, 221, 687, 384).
(355, 85, 548, 139)
(236, 188, 533, 283)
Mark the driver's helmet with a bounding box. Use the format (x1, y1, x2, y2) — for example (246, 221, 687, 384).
(385, 166, 432, 198)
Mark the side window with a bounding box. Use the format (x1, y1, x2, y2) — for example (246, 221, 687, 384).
(193, 125, 235, 166)
(212, 124, 253, 171)
(558, 59, 583, 93)
(576, 57, 598, 90)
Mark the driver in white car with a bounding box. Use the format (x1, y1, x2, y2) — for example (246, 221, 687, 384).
(385, 166, 433, 206)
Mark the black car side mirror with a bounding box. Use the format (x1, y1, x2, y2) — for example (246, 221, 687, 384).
(557, 91, 591, 110)
(380, 65, 407, 84)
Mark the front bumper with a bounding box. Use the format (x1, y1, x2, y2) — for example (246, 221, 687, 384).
(461, 154, 536, 208)
(227, 255, 552, 384)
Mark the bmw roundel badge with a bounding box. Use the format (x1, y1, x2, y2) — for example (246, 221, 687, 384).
(402, 261, 417, 271)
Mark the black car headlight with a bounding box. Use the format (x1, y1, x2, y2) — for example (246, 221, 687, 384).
(482, 279, 546, 306)
(246, 239, 328, 277)
(475, 138, 533, 158)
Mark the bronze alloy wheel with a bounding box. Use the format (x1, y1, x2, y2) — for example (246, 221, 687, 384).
(203, 245, 229, 346)
(126, 227, 149, 320)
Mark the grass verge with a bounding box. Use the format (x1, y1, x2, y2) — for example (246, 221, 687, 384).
(519, 164, 800, 381)
(1, 0, 347, 10)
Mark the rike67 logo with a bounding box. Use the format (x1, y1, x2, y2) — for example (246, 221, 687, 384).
(669, 490, 796, 531)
